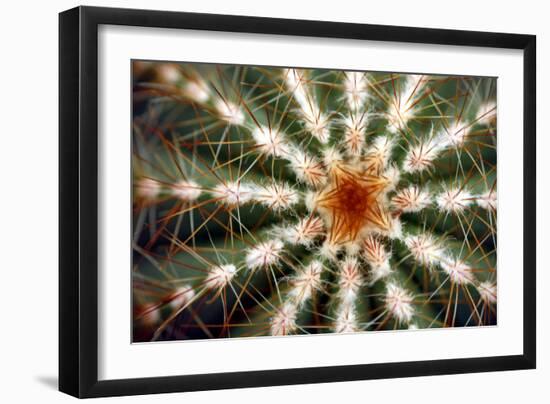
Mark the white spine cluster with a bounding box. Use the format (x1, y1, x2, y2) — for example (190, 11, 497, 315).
(476, 101, 497, 126)
(182, 79, 210, 103)
(282, 216, 324, 246)
(271, 261, 324, 336)
(383, 164, 401, 191)
(205, 264, 237, 291)
(136, 178, 161, 200)
(335, 303, 359, 333)
(140, 303, 161, 326)
(288, 260, 324, 307)
(254, 182, 299, 211)
(387, 75, 425, 133)
(403, 136, 446, 173)
(362, 236, 392, 283)
(436, 185, 474, 213)
(342, 113, 368, 156)
(338, 257, 363, 303)
(214, 99, 245, 126)
(366, 136, 395, 172)
(284, 69, 309, 110)
(442, 120, 470, 147)
(288, 147, 326, 188)
(384, 283, 414, 324)
(334, 257, 363, 333)
(284, 69, 330, 144)
(270, 302, 298, 336)
(343, 71, 369, 112)
(245, 239, 284, 271)
(322, 146, 344, 174)
(172, 180, 202, 202)
(251, 126, 289, 157)
(169, 285, 196, 309)
(440, 257, 475, 285)
(212, 181, 255, 206)
(476, 189, 497, 211)
(404, 233, 444, 267)
(391, 185, 432, 213)
(477, 281, 497, 304)
(157, 64, 181, 84)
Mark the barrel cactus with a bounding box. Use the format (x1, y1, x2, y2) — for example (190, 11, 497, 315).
(131, 61, 497, 342)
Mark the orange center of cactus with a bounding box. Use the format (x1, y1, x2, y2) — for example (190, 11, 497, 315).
(315, 163, 392, 244)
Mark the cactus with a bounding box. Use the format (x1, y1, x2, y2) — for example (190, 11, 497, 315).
(131, 61, 497, 342)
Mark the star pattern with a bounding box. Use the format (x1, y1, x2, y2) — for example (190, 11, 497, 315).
(315, 163, 392, 244)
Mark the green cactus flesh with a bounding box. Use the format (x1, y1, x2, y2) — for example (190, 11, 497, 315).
(131, 61, 497, 342)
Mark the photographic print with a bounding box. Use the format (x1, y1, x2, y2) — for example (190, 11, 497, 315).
(131, 61, 497, 343)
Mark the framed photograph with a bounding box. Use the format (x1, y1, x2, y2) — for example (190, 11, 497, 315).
(59, 6, 536, 398)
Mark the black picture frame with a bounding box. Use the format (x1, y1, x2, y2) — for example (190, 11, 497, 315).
(59, 5, 536, 398)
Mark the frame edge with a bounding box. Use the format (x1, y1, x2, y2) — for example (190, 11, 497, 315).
(58, 5, 81, 398)
(522, 34, 536, 369)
